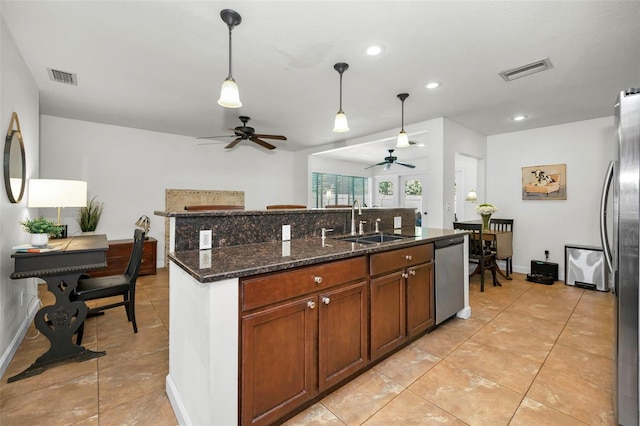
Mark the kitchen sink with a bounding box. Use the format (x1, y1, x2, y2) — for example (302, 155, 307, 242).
(335, 233, 412, 244)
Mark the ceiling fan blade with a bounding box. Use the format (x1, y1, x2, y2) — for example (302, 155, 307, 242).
(253, 133, 287, 140)
(250, 136, 276, 150)
(230, 128, 248, 137)
(396, 161, 416, 168)
(365, 161, 388, 169)
(225, 138, 243, 149)
(196, 135, 234, 140)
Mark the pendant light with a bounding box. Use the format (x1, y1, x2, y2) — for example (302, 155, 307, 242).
(332, 62, 350, 132)
(396, 93, 410, 147)
(217, 9, 242, 108)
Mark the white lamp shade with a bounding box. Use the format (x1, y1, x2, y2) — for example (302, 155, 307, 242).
(333, 111, 349, 132)
(396, 131, 410, 148)
(465, 190, 478, 202)
(28, 179, 87, 208)
(217, 78, 242, 108)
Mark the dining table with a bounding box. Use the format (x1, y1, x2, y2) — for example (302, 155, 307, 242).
(7, 234, 109, 382)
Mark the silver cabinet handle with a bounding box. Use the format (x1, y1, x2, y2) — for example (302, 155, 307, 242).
(409, 269, 416, 276)
(314, 276, 323, 284)
(405, 255, 413, 261)
(322, 296, 330, 305)
(402, 272, 408, 279)
(307, 301, 316, 309)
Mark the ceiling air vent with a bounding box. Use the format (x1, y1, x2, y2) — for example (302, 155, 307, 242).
(499, 58, 553, 82)
(47, 68, 78, 86)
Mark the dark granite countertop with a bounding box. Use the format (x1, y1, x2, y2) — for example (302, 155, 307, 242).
(169, 227, 464, 283)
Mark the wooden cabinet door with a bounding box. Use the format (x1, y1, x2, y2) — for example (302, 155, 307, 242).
(370, 271, 406, 361)
(241, 297, 317, 426)
(318, 280, 368, 392)
(406, 262, 435, 338)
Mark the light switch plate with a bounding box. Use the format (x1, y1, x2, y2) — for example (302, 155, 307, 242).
(282, 224, 291, 241)
(394, 216, 402, 228)
(199, 230, 212, 250)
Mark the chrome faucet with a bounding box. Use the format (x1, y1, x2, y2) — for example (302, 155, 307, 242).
(351, 200, 362, 236)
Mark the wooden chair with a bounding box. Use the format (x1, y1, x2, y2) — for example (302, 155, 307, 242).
(73, 229, 146, 345)
(266, 204, 306, 209)
(453, 222, 499, 292)
(489, 218, 514, 277)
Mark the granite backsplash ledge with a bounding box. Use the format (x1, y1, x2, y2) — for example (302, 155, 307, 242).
(156, 208, 417, 251)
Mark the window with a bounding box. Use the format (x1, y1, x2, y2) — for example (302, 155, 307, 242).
(312, 173, 368, 208)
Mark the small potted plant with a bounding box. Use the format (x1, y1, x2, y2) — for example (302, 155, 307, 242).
(76, 196, 104, 233)
(19, 216, 64, 246)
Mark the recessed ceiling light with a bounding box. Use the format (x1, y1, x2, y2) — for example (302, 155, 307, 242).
(366, 45, 383, 56)
(425, 81, 440, 89)
(512, 115, 528, 121)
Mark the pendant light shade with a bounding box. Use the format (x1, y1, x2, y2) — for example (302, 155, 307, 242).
(217, 9, 242, 108)
(396, 93, 410, 148)
(333, 62, 350, 132)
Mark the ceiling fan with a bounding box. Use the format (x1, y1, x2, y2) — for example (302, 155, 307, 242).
(197, 116, 287, 150)
(365, 149, 416, 170)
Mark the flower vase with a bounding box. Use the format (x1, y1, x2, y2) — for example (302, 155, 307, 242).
(31, 233, 49, 247)
(481, 214, 491, 231)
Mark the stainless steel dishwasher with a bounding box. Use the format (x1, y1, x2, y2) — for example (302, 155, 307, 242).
(434, 236, 465, 325)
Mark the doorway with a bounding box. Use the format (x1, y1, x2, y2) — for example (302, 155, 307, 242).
(374, 173, 427, 226)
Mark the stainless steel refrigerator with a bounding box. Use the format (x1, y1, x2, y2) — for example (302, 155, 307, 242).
(601, 88, 640, 426)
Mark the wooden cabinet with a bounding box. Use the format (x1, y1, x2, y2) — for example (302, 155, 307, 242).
(370, 243, 434, 361)
(88, 237, 157, 277)
(240, 257, 368, 426)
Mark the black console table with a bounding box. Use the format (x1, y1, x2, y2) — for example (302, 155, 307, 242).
(8, 234, 109, 382)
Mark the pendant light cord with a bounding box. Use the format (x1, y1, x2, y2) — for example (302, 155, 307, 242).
(401, 99, 405, 132)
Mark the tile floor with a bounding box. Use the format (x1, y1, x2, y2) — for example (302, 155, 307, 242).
(1, 269, 615, 425)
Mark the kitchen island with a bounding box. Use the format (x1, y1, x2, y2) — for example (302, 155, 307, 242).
(156, 208, 470, 426)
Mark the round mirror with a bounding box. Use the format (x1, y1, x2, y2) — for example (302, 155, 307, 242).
(4, 112, 26, 203)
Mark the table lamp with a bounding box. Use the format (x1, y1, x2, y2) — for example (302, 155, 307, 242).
(465, 190, 478, 203)
(28, 179, 88, 238)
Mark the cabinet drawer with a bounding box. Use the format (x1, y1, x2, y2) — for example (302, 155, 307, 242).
(370, 243, 434, 276)
(241, 256, 367, 311)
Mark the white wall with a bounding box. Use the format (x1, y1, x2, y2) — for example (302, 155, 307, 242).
(487, 117, 615, 278)
(445, 119, 487, 226)
(40, 115, 296, 265)
(0, 16, 41, 377)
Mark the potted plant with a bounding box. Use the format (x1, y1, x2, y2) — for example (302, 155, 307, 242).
(19, 216, 64, 246)
(76, 196, 104, 233)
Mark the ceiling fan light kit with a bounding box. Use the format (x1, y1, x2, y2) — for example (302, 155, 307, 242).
(217, 9, 242, 108)
(396, 93, 410, 148)
(332, 62, 350, 132)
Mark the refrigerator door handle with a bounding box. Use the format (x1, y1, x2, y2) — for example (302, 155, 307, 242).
(600, 160, 614, 273)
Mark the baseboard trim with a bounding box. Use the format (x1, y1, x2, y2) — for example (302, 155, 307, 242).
(166, 374, 192, 426)
(0, 297, 40, 379)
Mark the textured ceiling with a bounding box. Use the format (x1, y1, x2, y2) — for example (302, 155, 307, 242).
(2, 1, 639, 162)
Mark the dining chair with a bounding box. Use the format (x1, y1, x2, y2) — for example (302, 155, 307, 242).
(489, 218, 514, 277)
(453, 222, 499, 292)
(73, 228, 146, 345)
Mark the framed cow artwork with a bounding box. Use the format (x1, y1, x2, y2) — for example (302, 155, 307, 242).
(522, 163, 567, 200)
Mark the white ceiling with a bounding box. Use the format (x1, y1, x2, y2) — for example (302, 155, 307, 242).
(2, 1, 639, 164)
